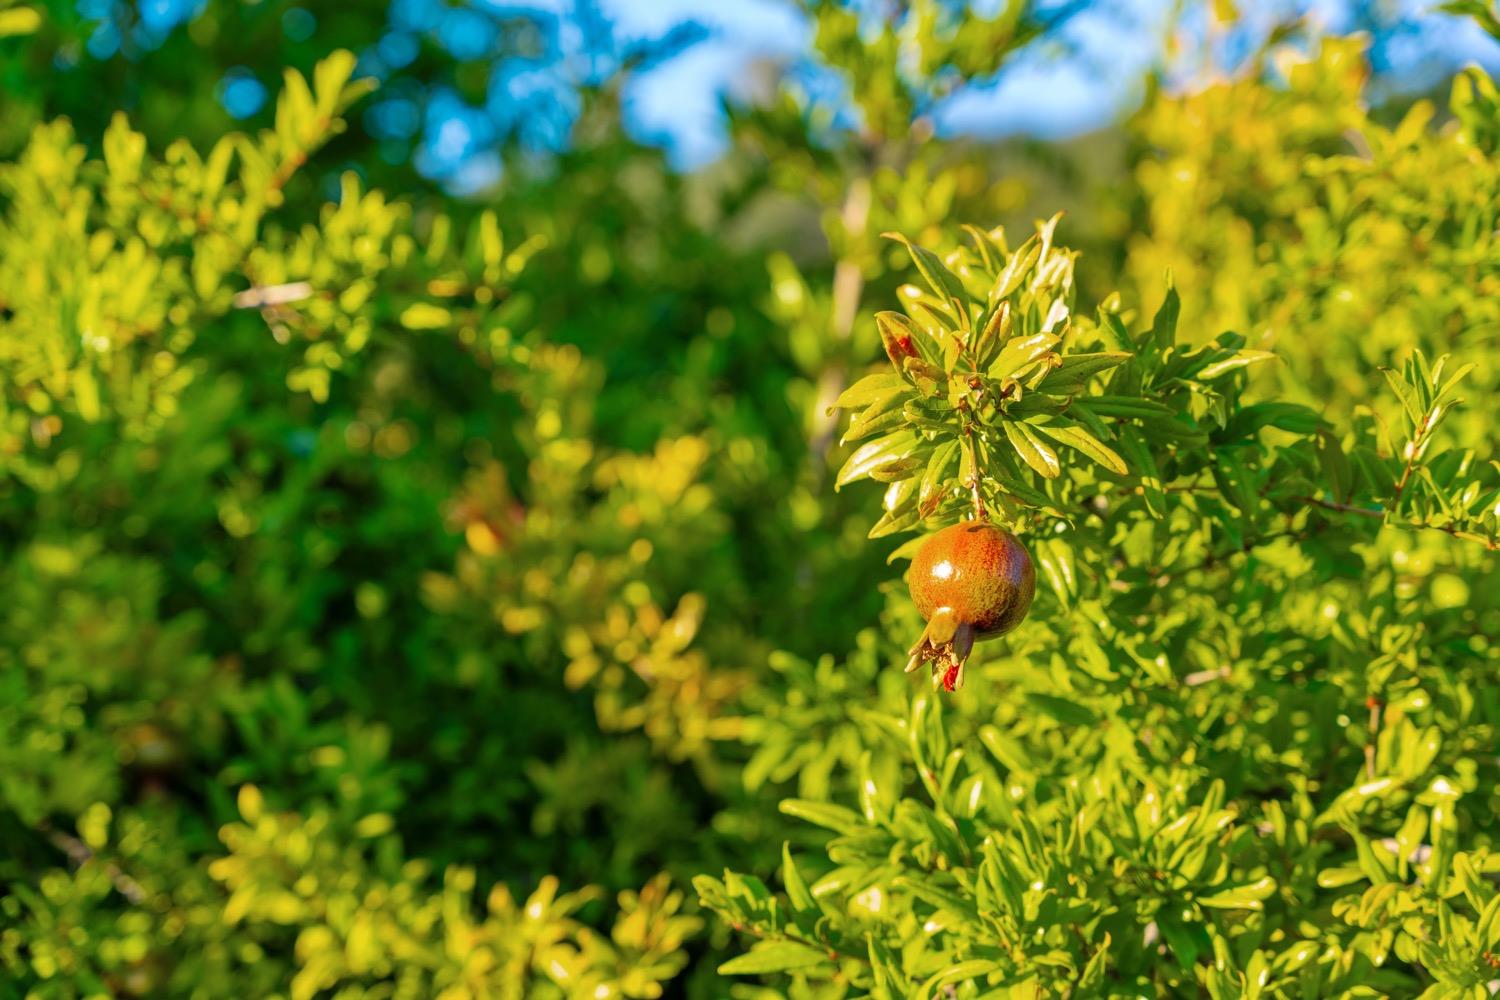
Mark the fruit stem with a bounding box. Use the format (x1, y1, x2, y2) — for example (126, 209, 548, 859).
(962, 423, 988, 521)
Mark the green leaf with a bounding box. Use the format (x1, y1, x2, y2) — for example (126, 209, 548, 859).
(1211, 453, 1261, 518)
(869, 455, 925, 483)
(832, 372, 906, 410)
(73, 368, 101, 423)
(1475, 894, 1500, 949)
(279, 65, 318, 141)
(1157, 914, 1204, 972)
(882, 476, 918, 517)
(780, 799, 864, 835)
(1198, 876, 1276, 911)
(1032, 421, 1127, 475)
(894, 876, 981, 921)
(886, 535, 928, 565)
(1315, 866, 1367, 889)
(1316, 778, 1402, 825)
(868, 938, 907, 998)
(1038, 352, 1132, 394)
(1434, 359, 1476, 404)
(962, 223, 1000, 271)
(1032, 537, 1077, 605)
(1005, 422, 1060, 479)
(781, 844, 816, 913)
(918, 439, 960, 516)
(0, 6, 41, 36)
(724, 871, 774, 904)
(476, 209, 503, 271)
(1079, 933, 1112, 987)
(988, 332, 1058, 382)
(1148, 285, 1179, 353)
(1317, 430, 1354, 503)
(842, 397, 907, 444)
(1079, 395, 1176, 420)
(1441, 1, 1500, 42)
(1350, 831, 1397, 885)
(922, 960, 1002, 992)
(1023, 692, 1098, 726)
(694, 869, 728, 895)
(1099, 309, 1135, 353)
(867, 503, 922, 539)
(1217, 403, 1324, 441)
(994, 235, 1041, 300)
(1381, 366, 1425, 429)
(974, 300, 1011, 359)
(979, 725, 1035, 774)
(1351, 446, 1397, 495)
(989, 465, 1062, 514)
(312, 49, 368, 116)
(1196, 350, 1276, 380)
(883, 232, 969, 305)
(102, 113, 147, 182)
(1117, 433, 1167, 518)
(399, 303, 452, 330)
(718, 940, 830, 975)
(835, 431, 918, 490)
(903, 356, 948, 395)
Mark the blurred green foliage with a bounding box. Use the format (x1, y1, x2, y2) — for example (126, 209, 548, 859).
(1, 2, 1498, 998)
(1120, 37, 1500, 416)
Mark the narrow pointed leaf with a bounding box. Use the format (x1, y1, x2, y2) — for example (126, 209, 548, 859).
(883, 232, 968, 304)
(832, 372, 906, 410)
(1038, 352, 1132, 394)
(718, 941, 829, 975)
(1196, 350, 1277, 380)
(835, 431, 918, 490)
(1033, 422, 1127, 475)
(989, 332, 1058, 382)
(1005, 422, 1061, 479)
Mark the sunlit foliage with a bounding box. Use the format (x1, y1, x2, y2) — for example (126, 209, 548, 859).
(1, 3, 1497, 998)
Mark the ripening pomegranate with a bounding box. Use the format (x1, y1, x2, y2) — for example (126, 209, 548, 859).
(906, 520, 1035, 691)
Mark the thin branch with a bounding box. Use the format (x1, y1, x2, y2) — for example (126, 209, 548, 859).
(38, 819, 149, 906)
(1292, 496, 1384, 518)
(231, 282, 313, 309)
(964, 422, 988, 521)
(1295, 496, 1499, 550)
(1392, 432, 1423, 507)
(730, 920, 871, 968)
(1184, 665, 1232, 687)
(1409, 520, 1500, 552)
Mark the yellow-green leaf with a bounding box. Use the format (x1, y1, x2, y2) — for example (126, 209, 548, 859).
(1005, 422, 1060, 479)
(1032, 421, 1127, 475)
